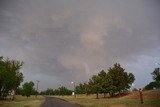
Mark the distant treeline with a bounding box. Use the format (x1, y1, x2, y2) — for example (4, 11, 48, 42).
(41, 63, 136, 98)
(40, 86, 72, 95)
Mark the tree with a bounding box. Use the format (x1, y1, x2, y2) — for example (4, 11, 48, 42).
(144, 81, 160, 90)
(88, 75, 101, 99)
(151, 68, 160, 82)
(16, 87, 23, 95)
(0, 57, 6, 98)
(58, 86, 72, 95)
(45, 88, 54, 95)
(98, 70, 106, 79)
(5, 59, 24, 99)
(98, 70, 108, 97)
(0, 57, 24, 99)
(22, 81, 35, 97)
(100, 72, 116, 97)
(75, 83, 86, 94)
(144, 67, 160, 90)
(53, 89, 60, 95)
(108, 63, 135, 96)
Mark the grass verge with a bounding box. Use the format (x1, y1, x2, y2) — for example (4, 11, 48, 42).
(0, 95, 45, 107)
(56, 95, 160, 107)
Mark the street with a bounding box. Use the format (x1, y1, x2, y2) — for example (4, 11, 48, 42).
(40, 97, 82, 107)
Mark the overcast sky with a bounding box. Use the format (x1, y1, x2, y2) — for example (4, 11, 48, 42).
(0, 0, 160, 91)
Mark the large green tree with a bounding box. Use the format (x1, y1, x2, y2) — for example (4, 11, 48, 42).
(0, 57, 24, 99)
(108, 63, 135, 95)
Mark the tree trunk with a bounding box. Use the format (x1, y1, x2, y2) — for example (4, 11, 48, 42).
(12, 89, 16, 100)
(86, 93, 88, 97)
(0, 86, 2, 98)
(96, 93, 98, 99)
(104, 93, 106, 98)
(110, 92, 114, 97)
(118, 91, 121, 97)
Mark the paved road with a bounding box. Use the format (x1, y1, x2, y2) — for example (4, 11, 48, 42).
(40, 97, 82, 107)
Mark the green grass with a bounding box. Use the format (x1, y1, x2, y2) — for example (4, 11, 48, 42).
(0, 95, 45, 107)
(56, 95, 160, 107)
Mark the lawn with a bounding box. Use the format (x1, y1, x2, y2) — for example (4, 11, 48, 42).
(0, 95, 45, 107)
(56, 94, 160, 107)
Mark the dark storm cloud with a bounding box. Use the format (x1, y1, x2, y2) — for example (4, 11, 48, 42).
(0, 0, 160, 90)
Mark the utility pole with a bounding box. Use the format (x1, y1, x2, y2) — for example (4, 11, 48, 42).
(36, 80, 40, 98)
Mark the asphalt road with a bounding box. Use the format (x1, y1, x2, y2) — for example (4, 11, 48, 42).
(40, 97, 82, 107)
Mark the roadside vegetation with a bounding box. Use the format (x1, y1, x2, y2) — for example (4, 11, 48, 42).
(17, 81, 38, 97)
(57, 89, 160, 107)
(0, 56, 44, 106)
(0, 56, 23, 100)
(0, 95, 44, 107)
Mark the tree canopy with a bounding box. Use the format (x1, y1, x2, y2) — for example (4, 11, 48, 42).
(22, 81, 35, 97)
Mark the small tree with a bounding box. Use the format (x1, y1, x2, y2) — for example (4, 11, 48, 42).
(22, 81, 35, 97)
